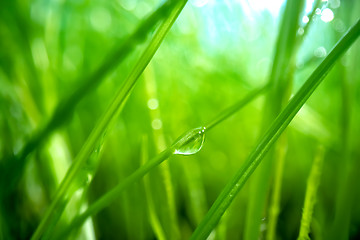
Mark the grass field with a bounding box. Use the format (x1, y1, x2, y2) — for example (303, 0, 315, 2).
(0, 0, 360, 239)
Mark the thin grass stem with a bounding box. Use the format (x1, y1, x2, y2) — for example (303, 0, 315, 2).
(266, 134, 287, 240)
(55, 73, 270, 239)
(297, 145, 325, 240)
(204, 84, 269, 131)
(3, 0, 178, 196)
(141, 136, 167, 240)
(190, 19, 360, 240)
(30, 1, 187, 239)
(144, 66, 180, 238)
(56, 147, 174, 240)
(328, 35, 356, 240)
(244, 1, 304, 239)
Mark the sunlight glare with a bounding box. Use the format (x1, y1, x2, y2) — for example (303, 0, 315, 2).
(248, 0, 285, 16)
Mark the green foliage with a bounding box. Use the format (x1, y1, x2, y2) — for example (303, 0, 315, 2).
(298, 145, 325, 240)
(190, 19, 360, 239)
(1, 0, 360, 239)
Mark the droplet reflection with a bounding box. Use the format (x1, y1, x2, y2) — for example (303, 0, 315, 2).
(174, 127, 206, 155)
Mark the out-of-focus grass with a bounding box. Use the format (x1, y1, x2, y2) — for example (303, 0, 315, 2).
(0, 0, 360, 239)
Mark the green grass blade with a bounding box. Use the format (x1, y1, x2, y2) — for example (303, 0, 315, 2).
(204, 84, 269, 131)
(30, 1, 188, 239)
(2, 0, 177, 196)
(266, 135, 287, 240)
(141, 136, 167, 240)
(297, 145, 325, 240)
(244, 0, 304, 239)
(56, 147, 175, 240)
(190, 18, 360, 240)
(144, 66, 180, 239)
(328, 6, 359, 237)
(55, 78, 269, 239)
(4, 1, 45, 114)
(42, 135, 104, 240)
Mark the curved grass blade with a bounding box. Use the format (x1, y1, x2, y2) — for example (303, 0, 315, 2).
(2, 0, 178, 196)
(244, 1, 304, 238)
(42, 135, 105, 240)
(30, 1, 187, 239)
(144, 67, 180, 238)
(190, 18, 360, 240)
(297, 145, 325, 240)
(54, 83, 269, 239)
(141, 136, 167, 240)
(204, 84, 269, 131)
(266, 135, 287, 240)
(328, 9, 359, 237)
(56, 147, 175, 240)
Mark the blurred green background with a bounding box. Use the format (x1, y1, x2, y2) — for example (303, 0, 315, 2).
(0, 0, 360, 239)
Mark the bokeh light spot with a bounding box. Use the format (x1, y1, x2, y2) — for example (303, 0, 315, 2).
(320, 8, 334, 22)
(151, 119, 162, 130)
(147, 98, 159, 110)
(190, 0, 209, 8)
(302, 16, 309, 24)
(90, 7, 112, 32)
(314, 46, 327, 58)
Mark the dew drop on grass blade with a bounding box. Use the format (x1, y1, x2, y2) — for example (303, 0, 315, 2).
(173, 127, 206, 155)
(56, 83, 269, 238)
(190, 18, 360, 240)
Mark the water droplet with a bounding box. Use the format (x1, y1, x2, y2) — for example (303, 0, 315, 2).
(90, 7, 112, 32)
(173, 127, 206, 155)
(120, 0, 137, 11)
(329, 0, 340, 9)
(333, 19, 345, 33)
(302, 16, 309, 24)
(297, 28, 304, 36)
(314, 46, 327, 58)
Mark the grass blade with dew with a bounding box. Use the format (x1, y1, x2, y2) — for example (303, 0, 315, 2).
(296, 0, 322, 44)
(30, 1, 188, 239)
(1, 0, 178, 197)
(190, 18, 360, 240)
(54, 83, 269, 239)
(297, 145, 325, 240)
